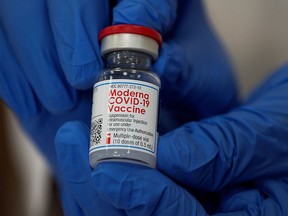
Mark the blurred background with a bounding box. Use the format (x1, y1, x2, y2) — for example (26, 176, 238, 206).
(1, 0, 288, 215)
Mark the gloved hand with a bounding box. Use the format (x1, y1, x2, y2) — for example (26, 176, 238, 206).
(152, 0, 239, 132)
(0, 0, 109, 119)
(37, 65, 288, 215)
(55, 121, 208, 216)
(215, 176, 288, 215)
(55, 122, 125, 216)
(55, 121, 287, 215)
(157, 64, 288, 196)
(54, 64, 288, 215)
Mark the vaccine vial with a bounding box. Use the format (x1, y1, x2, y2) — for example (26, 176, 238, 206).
(89, 24, 162, 168)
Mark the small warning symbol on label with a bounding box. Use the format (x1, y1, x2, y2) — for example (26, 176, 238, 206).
(106, 133, 111, 144)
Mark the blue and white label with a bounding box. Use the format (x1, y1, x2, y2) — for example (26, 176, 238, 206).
(90, 79, 159, 156)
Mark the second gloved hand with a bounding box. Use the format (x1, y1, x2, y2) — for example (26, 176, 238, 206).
(157, 64, 288, 193)
(55, 121, 287, 215)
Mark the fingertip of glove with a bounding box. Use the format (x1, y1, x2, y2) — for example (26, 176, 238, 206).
(157, 131, 197, 178)
(66, 63, 103, 89)
(153, 42, 182, 79)
(157, 126, 222, 191)
(54, 121, 90, 162)
(92, 162, 145, 188)
(55, 121, 89, 147)
(58, 44, 104, 89)
(91, 163, 123, 206)
(55, 121, 91, 182)
(91, 162, 142, 209)
(112, 0, 177, 35)
(44, 88, 78, 114)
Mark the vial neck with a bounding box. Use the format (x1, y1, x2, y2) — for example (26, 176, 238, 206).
(106, 51, 153, 70)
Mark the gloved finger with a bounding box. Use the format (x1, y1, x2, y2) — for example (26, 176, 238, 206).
(157, 41, 236, 134)
(154, 0, 238, 124)
(60, 184, 85, 216)
(92, 162, 208, 216)
(213, 178, 286, 215)
(47, 0, 109, 89)
(0, 0, 77, 113)
(55, 121, 125, 216)
(212, 188, 265, 216)
(157, 65, 288, 191)
(0, 29, 39, 121)
(254, 176, 288, 214)
(156, 41, 237, 119)
(17, 90, 92, 174)
(112, 0, 178, 35)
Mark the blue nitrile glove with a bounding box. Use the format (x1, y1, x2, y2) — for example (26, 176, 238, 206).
(156, 0, 239, 132)
(157, 64, 288, 195)
(55, 121, 208, 216)
(94, 169, 288, 215)
(55, 121, 287, 215)
(55, 122, 125, 216)
(214, 176, 288, 215)
(0, 0, 109, 117)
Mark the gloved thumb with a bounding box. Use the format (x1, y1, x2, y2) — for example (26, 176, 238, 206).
(55, 121, 125, 215)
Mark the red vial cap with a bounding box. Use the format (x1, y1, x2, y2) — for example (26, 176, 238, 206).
(98, 24, 162, 47)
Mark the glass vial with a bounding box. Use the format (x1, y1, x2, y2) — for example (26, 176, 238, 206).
(89, 25, 162, 168)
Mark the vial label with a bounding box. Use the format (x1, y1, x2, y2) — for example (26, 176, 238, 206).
(90, 79, 159, 156)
